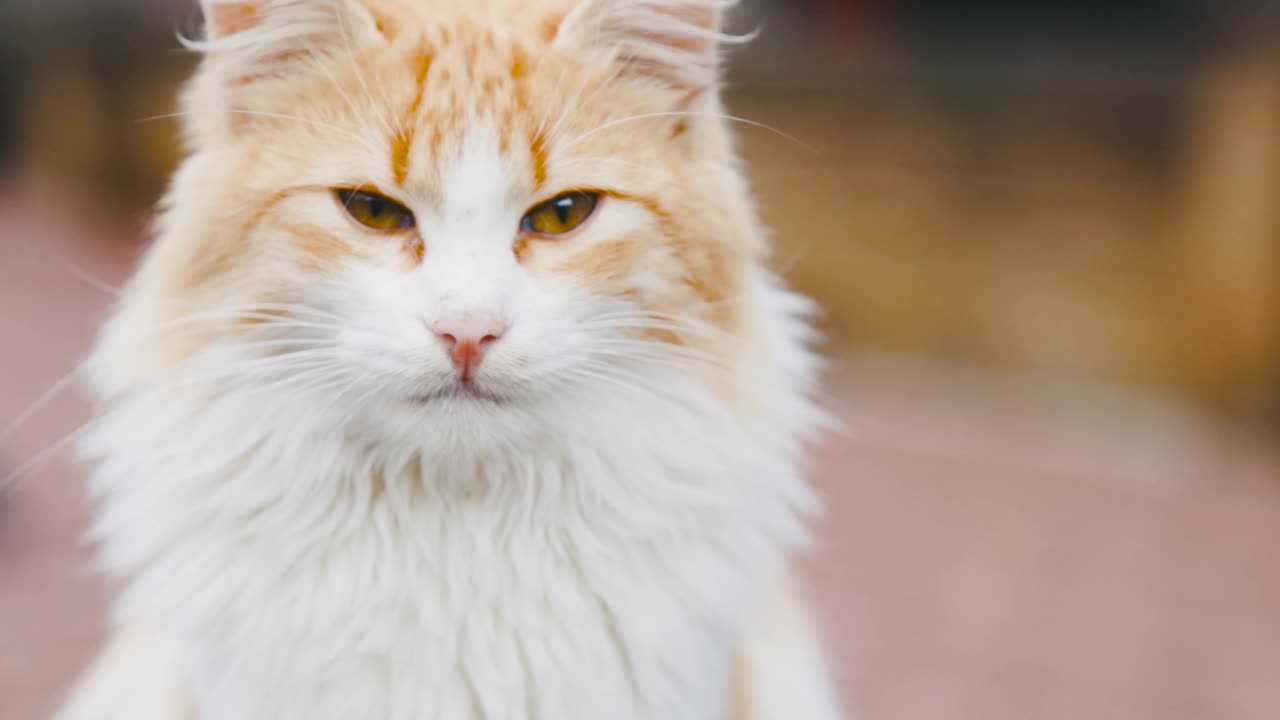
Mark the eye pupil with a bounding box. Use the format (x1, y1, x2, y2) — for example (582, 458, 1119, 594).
(335, 189, 415, 231)
(521, 191, 600, 237)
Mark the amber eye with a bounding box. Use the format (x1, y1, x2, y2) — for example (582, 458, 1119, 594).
(520, 191, 601, 236)
(336, 189, 415, 231)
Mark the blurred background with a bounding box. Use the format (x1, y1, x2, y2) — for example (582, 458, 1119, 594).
(2, 1, 1279, 718)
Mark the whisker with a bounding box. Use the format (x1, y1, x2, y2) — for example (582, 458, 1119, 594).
(561, 111, 812, 154)
(0, 419, 99, 495)
(139, 110, 376, 152)
(543, 59, 632, 148)
(0, 300, 340, 447)
(0, 360, 89, 446)
(133, 309, 339, 338)
(331, 1, 396, 140)
(304, 46, 383, 146)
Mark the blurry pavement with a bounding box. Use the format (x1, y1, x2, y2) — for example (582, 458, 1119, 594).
(2, 185, 1280, 720)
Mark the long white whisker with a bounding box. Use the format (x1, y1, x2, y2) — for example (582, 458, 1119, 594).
(304, 45, 382, 146)
(0, 420, 99, 494)
(140, 110, 376, 152)
(331, 0, 396, 139)
(0, 298, 344, 446)
(0, 360, 89, 446)
(136, 310, 338, 337)
(132, 353, 345, 393)
(561, 111, 812, 153)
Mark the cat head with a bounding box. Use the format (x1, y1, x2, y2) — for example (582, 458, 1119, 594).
(96, 0, 774, 449)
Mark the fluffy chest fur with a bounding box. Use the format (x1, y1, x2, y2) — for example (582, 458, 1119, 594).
(83, 302, 820, 719)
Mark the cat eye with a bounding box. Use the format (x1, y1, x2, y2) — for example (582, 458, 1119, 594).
(520, 191, 601, 236)
(336, 189, 415, 231)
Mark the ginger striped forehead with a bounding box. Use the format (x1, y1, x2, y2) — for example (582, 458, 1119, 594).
(192, 0, 741, 197)
(387, 17, 551, 193)
(91, 0, 765, 405)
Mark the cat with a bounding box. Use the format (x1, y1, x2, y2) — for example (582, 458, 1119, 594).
(55, 1, 843, 718)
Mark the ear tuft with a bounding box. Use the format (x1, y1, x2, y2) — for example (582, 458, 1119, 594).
(188, 0, 380, 85)
(554, 0, 750, 94)
(204, 2, 260, 38)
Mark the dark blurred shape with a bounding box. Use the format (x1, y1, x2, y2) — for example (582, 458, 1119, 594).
(3, 1, 196, 210)
(0, 6, 23, 173)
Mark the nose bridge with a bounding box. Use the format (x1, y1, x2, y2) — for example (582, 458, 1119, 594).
(433, 308, 505, 336)
(422, 125, 518, 318)
(423, 231, 514, 316)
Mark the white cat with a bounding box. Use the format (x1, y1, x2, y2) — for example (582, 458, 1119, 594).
(56, 1, 843, 718)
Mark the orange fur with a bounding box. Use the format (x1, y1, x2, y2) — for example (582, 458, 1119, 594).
(111, 0, 760, 386)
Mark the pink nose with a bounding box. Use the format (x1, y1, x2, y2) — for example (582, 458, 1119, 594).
(432, 313, 506, 381)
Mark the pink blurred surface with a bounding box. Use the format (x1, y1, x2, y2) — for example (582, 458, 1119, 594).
(2, 185, 1279, 720)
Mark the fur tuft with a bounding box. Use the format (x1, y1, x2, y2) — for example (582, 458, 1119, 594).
(184, 0, 381, 86)
(555, 0, 754, 92)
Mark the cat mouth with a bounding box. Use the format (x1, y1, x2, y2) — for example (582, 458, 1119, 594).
(410, 381, 507, 406)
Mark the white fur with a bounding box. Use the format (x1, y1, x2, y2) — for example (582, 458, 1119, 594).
(739, 580, 844, 720)
(60, 2, 844, 717)
(64, 270, 832, 719)
(60, 135, 838, 719)
(54, 625, 189, 720)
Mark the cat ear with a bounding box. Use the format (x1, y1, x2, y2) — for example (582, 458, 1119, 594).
(553, 0, 746, 97)
(194, 0, 383, 85)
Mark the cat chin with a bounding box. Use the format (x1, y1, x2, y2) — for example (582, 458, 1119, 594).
(320, 386, 554, 455)
(407, 381, 510, 406)
(310, 374, 692, 462)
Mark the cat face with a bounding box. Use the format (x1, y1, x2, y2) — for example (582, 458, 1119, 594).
(103, 0, 766, 443)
